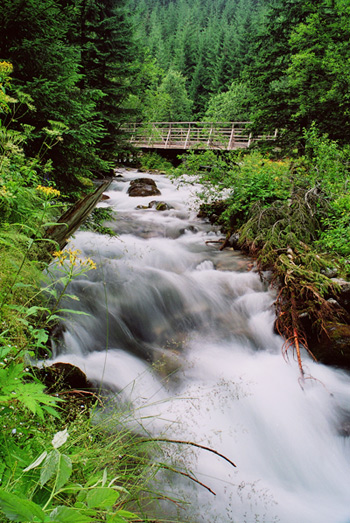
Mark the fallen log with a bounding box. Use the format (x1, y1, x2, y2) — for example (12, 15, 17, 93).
(45, 180, 112, 251)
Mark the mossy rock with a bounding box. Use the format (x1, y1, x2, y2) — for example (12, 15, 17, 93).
(127, 178, 161, 197)
(310, 322, 350, 369)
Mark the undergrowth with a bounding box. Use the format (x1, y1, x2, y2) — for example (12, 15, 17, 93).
(139, 152, 173, 172)
(82, 207, 117, 237)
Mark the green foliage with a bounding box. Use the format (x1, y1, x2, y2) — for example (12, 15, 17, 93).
(0, 344, 60, 419)
(174, 150, 292, 225)
(247, 0, 350, 146)
(82, 207, 117, 237)
(316, 195, 350, 257)
(0, 0, 138, 189)
(221, 154, 292, 226)
(129, 0, 265, 117)
(301, 125, 350, 260)
(204, 81, 252, 122)
(144, 69, 193, 122)
(0, 415, 157, 523)
(139, 152, 173, 172)
(175, 149, 234, 186)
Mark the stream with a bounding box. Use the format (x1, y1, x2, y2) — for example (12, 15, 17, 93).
(50, 169, 350, 523)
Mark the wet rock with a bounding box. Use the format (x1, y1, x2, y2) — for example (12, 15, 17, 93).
(331, 278, 350, 313)
(39, 362, 93, 391)
(34, 362, 95, 421)
(101, 194, 110, 200)
(337, 408, 350, 437)
(127, 178, 161, 197)
(310, 322, 350, 369)
(197, 200, 228, 225)
(148, 200, 174, 211)
(228, 232, 240, 250)
(321, 267, 338, 278)
(179, 225, 199, 235)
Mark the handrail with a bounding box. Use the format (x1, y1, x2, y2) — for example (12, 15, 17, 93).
(121, 122, 277, 151)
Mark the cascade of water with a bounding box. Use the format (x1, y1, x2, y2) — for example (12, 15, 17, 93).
(50, 169, 350, 523)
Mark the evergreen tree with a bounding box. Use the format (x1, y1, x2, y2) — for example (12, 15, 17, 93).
(0, 0, 138, 186)
(204, 81, 252, 122)
(79, 0, 138, 166)
(287, 0, 350, 143)
(246, 0, 317, 143)
(247, 0, 350, 145)
(144, 69, 192, 121)
(127, 0, 268, 118)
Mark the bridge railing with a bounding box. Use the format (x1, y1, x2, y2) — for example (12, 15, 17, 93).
(121, 122, 277, 150)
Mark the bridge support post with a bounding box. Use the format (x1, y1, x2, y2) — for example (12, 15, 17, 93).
(184, 123, 191, 148)
(228, 124, 235, 150)
(207, 125, 213, 147)
(165, 123, 172, 148)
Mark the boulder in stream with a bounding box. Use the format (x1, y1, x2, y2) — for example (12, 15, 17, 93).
(148, 200, 173, 211)
(127, 178, 161, 197)
(311, 322, 350, 369)
(35, 362, 95, 421)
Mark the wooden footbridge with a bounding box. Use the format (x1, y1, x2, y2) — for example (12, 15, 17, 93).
(122, 122, 277, 151)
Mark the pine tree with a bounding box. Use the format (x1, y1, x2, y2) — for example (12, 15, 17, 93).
(79, 0, 138, 166)
(247, 0, 350, 145)
(0, 0, 139, 186)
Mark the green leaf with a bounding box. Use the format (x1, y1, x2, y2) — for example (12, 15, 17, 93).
(0, 346, 12, 359)
(42, 222, 62, 228)
(86, 487, 119, 509)
(115, 509, 139, 519)
(25, 306, 49, 317)
(56, 454, 72, 490)
(64, 294, 80, 301)
(101, 468, 108, 487)
(13, 283, 36, 289)
(60, 483, 83, 494)
(31, 328, 49, 346)
(42, 405, 61, 418)
(40, 449, 59, 487)
(52, 428, 69, 449)
(49, 506, 92, 523)
(55, 309, 90, 316)
(0, 490, 45, 522)
(107, 513, 137, 523)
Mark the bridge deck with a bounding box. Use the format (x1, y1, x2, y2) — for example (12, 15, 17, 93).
(122, 122, 277, 150)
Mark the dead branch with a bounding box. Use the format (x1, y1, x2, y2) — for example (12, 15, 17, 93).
(139, 438, 236, 468)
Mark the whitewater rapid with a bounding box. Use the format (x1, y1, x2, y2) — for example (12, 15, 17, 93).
(49, 169, 350, 523)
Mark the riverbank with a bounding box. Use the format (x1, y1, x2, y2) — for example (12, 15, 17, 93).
(148, 136, 350, 373)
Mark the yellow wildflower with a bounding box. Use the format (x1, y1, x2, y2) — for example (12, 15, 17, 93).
(36, 185, 60, 198)
(0, 61, 13, 75)
(53, 248, 96, 271)
(85, 258, 97, 270)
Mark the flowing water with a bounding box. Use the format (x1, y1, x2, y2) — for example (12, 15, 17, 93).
(50, 169, 350, 523)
